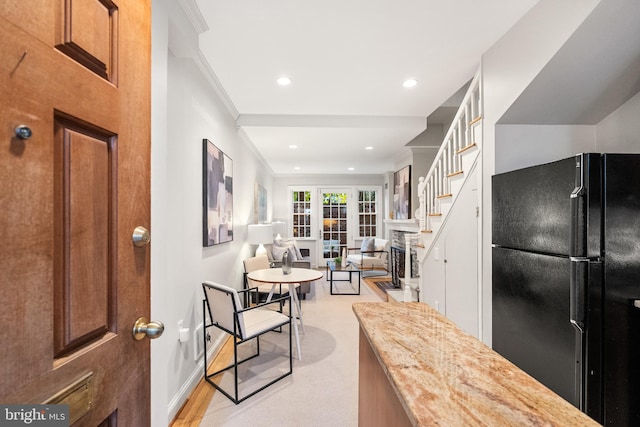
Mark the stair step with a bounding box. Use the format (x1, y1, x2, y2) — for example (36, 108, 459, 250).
(436, 193, 452, 199)
(456, 143, 477, 155)
(447, 170, 464, 178)
(428, 213, 442, 217)
(468, 115, 482, 126)
(421, 229, 433, 234)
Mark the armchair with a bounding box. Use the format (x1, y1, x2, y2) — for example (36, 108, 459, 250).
(346, 238, 389, 272)
(202, 281, 292, 404)
(262, 240, 313, 298)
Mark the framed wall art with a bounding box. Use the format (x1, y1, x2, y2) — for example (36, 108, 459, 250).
(254, 183, 267, 224)
(203, 139, 233, 246)
(393, 165, 411, 220)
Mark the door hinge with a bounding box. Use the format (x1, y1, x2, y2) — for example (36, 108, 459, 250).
(475, 206, 479, 217)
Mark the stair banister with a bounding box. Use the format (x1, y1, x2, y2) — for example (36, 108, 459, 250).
(416, 70, 482, 241)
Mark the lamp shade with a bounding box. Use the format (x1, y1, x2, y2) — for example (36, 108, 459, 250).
(271, 221, 287, 241)
(248, 224, 273, 257)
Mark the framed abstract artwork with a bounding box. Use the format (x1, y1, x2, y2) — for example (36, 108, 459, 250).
(203, 139, 233, 246)
(254, 183, 267, 224)
(393, 165, 411, 220)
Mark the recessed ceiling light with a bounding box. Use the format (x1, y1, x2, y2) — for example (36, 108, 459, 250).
(403, 79, 418, 88)
(365, 146, 373, 150)
(289, 144, 298, 149)
(294, 166, 301, 170)
(348, 167, 355, 171)
(277, 76, 292, 86)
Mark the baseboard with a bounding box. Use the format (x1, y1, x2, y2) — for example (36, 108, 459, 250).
(167, 333, 226, 422)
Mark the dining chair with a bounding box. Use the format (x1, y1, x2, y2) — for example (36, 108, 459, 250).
(202, 281, 292, 404)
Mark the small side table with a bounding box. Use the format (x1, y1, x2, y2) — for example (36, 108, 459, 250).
(327, 261, 361, 295)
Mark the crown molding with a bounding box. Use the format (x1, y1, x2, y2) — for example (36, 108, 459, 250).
(177, 0, 209, 34)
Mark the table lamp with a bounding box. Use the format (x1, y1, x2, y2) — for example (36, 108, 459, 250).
(271, 221, 287, 242)
(248, 224, 273, 257)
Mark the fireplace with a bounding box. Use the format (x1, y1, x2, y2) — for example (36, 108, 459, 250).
(389, 230, 419, 288)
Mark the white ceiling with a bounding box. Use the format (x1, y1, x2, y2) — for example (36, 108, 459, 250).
(194, 0, 539, 175)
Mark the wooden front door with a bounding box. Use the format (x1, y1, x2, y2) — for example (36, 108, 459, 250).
(0, 1, 153, 425)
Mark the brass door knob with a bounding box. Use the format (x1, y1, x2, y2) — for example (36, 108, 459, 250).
(132, 317, 164, 340)
(132, 226, 150, 247)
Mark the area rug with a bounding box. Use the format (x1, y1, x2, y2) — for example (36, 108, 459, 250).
(373, 281, 396, 293)
(200, 273, 383, 426)
(361, 269, 389, 279)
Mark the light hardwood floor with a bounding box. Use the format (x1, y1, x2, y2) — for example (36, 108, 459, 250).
(170, 337, 233, 427)
(170, 275, 389, 426)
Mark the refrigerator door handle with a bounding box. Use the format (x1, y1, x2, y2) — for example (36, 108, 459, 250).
(570, 154, 587, 258)
(570, 257, 588, 333)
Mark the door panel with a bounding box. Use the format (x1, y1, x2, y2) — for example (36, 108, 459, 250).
(492, 157, 575, 255)
(54, 118, 116, 357)
(602, 154, 640, 425)
(492, 247, 577, 407)
(58, 0, 115, 80)
(320, 191, 349, 264)
(443, 193, 478, 338)
(0, 1, 151, 425)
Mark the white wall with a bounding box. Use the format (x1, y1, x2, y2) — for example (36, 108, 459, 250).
(597, 90, 640, 152)
(273, 174, 385, 220)
(495, 125, 596, 173)
(411, 147, 439, 216)
(480, 0, 599, 345)
(151, 0, 273, 424)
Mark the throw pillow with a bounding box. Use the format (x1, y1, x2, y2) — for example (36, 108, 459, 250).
(275, 239, 302, 260)
(271, 244, 298, 261)
(374, 239, 388, 258)
(263, 243, 275, 261)
(360, 237, 375, 253)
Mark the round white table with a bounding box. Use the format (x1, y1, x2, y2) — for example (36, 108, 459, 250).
(247, 267, 323, 360)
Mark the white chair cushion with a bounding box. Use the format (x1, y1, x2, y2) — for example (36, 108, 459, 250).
(346, 254, 387, 268)
(347, 238, 389, 268)
(243, 309, 290, 339)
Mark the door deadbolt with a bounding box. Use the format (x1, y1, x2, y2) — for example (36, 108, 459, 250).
(15, 125, 32, 140)
(132, 317, 164, 340)
(132, 226, 150, 247)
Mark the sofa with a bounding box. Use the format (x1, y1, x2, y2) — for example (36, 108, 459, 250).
(263, 239, 313, 298)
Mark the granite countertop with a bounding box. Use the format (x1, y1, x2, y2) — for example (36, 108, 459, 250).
(352, 302, 599, 426)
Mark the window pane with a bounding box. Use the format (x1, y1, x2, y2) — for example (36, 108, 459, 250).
(291, 190, 312, 239)
(357, 190, 378, 238)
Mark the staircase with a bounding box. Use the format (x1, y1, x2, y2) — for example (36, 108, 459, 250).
(403, 71, 482, 290)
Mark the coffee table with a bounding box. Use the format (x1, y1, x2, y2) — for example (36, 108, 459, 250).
(326, 261, 361, 295)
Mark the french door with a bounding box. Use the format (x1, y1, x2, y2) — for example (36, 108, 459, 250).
(288, 186, 381, 267)
(320, 190, 349, 263)
(318, 187, 381, 266)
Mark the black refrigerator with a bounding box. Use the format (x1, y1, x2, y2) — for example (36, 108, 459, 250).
(492, 153, 640, 426)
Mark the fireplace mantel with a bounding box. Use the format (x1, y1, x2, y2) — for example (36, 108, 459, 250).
(384, 219, 420, 234)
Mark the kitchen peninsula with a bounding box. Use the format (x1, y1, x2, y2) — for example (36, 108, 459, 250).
(352, 302, 599, 426)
